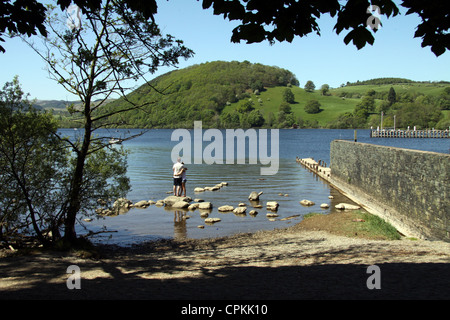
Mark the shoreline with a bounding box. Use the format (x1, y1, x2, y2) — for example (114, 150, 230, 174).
(1, 215, 449, 300)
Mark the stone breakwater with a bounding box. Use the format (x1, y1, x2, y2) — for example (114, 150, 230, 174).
(296, 157, 361, 212)
(296, 157, 331, 181)
(329, 140, 449, 242)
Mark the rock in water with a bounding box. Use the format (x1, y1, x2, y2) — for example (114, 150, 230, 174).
(248, 191, 263, 201)
(172, 201, 190, 209)
(133, 200, 150, 208)
(233, 207, 247, 214)
(198, 202, 213, 210)
(218, 205, 234, 212)
(205, 217, 221, 224)
(335, 203, 360, 210)
(113, 198, 133, 214)
(164, 195, 190, 206)
(266, 201, 279, 211)
(300, 199, 315, 206)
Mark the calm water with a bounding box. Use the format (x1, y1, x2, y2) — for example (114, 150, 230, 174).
(59, 128, 449, 246)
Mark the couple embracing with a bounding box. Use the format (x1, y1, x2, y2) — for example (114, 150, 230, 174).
(172, 157, 187, 197)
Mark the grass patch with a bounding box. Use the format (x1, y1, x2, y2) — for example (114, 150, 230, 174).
(299, 210, 401, 240)
(356, 211, 401, 240)
(303, 212, 325, 219)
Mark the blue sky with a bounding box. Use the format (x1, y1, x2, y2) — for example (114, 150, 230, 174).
(0, 0, 449, 101)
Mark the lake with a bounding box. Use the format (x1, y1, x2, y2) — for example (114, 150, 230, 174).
(58, 128, 449, 246)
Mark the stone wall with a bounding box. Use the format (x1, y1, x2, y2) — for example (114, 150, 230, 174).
(329, 140, 449, 241)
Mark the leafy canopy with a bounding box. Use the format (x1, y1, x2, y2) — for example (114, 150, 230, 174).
(1, 0, 448, 55)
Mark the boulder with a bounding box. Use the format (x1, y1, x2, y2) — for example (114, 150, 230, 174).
(218, 205, 234, 212)
(299, 199, 315, 206)
(266, 213, 279, 218)
(335, 203, 361, 210)
(320, 203, 330, 209)
(194, 187, 205, 192)
(233, 207, 247, 215)
(113, 198, 132, 210)
(249, 210, 258, 216)
(172, 201, 190, 209)
(205, 186, 220, 191)
(164, 195, 190, 206)
(200, 211, 210, 218)
(112, 198, 132, 214)
(133, 200, 150, 208)
(198, 202, 213, 210)
(248, 191, 263, 201)
(188, 203, 200, 210)
(266, 201, 279, 211)
(205, 217, 221, 224)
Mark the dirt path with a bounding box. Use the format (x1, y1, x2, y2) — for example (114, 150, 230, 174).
(1, 220, 449, 300)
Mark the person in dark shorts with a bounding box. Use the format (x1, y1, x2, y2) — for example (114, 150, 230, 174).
(172, 158, 183, 196)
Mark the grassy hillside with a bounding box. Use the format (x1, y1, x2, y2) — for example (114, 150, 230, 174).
(223, 86, 359, 127)
(54, 61, 449, 129)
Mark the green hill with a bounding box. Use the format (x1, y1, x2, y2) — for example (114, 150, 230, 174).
(64, 61, 450, 129)
(103, 60, 299, 128)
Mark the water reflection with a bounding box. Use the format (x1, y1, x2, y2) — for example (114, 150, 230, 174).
(173, 210, 187, 239)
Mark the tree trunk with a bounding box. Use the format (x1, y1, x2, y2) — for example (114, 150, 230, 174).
(63, 102, 92, 243)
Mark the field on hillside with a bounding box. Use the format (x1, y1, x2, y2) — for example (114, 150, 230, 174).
(331, 82, 448, 97)
(223, 86, 359, 127)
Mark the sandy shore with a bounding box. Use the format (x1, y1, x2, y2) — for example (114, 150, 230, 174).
(0, 218, 449, 300)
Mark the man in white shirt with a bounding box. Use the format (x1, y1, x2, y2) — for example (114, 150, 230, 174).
(172, 157, 183, 196)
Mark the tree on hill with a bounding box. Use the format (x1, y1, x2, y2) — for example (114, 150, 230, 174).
(283, 88, 295, 103)
(304, 99, 321, 114)
(247, 109, 265, 127)
(354, 95, 375, 119)
(236, 100, 254, 113)
(304, 81, 316, 93)
(279, 102, 292, 114)
(388, 87, 397, 105)
(320, 84, 330, 96)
